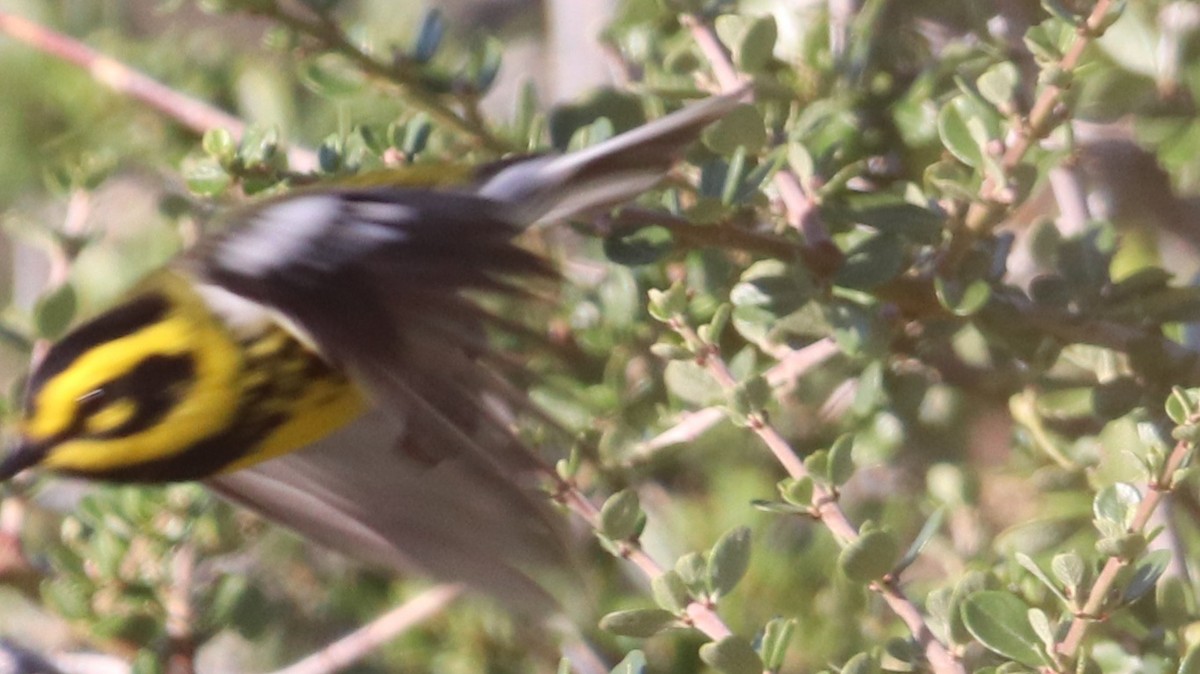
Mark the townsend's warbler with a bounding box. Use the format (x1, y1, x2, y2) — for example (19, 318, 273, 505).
(0, 92, 742, 608)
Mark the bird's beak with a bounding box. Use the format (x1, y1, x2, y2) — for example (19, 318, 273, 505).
(0, 439, 46, 481)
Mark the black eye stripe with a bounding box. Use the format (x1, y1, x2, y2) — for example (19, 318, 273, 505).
(26, 292, 171, 406)
(84, 354, 197, 439)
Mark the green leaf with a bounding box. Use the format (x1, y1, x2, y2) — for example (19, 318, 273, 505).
(698, 635, 765, 674)
(937, 95, 984, 167)
(299, 54, 366, 98)
(35, 283, 77, 339)
(1121, 549, 1170, 604)
(720, 146, 748, 205)
(978, 62, 1019, 109)
(1049, 552, 1085, 595)
(761, 618, 796, 671)
(880, 638, 917, 672)
(827, 193, 944, 244)
(827, 434, 856, 486)
(1026, 608, 1054, 652)
(599, 608, 678, 637)
(835, 232, 905, 290)
(1096, 532, 1145, 559)
(935, 275, 992, 317)
(202, 127, 236, 160)
(896, 508, 945, 575)
(401, 114, 433, 158)
(600, 489, 643, 541)
(468, 36, 504, 92)
(650, 343, 694, 360)
(736, 15, 777, 72)
(182, 156, 232, 196)
(708, 304, 732, 342)
(648, 281, 689, 321)
(1012, 551, 1070, 604)
(610, 650, 647, 674)
(842, 652, 881, 674)
(826, 301, 889, 357)
(751, 499, 806, 515)
(410, 8, 445, 63)
(703, 104, 767, 154)
(664, 361, 723, 406)
(1093, 482, 1141, 531)
(652, 571, 692, 613)
(779, 477, 814, 506)
(838, 529, 900, 582)
(789, 143, 815, 185)
(804, 450, 829, 484)
(960, 591, 1048, 667)
(605, 224, 673, 266)
(730, 259, 814, 316)
(729, 376, 771, 416)
(707, 527, 752, 599)
(676, 552, 709, 589)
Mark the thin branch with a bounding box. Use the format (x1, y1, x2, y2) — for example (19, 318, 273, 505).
(606, 207, 803, 260)
(961, 0, 1115, 238)
(669, 319, 963, 674)
(269, 585, 464, 674)
(1056, 438, 1194, 659)
(679, 14, 840, 276)
(672, 13, 960, 671)
(629, 339, 838, 460)
(263, 5, 509, 154)
(629, 407, 726, 460)
(552, 484, 734, 640)
(0, 11, 318, 171)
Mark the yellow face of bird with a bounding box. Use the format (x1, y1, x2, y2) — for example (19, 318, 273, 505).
(1, 271, 367, 483)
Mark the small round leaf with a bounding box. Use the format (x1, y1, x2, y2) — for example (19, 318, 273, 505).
(838, 529, 900, 582)
(599, 608, 678, 637)
(600, 489, 642, 541)
(960, 591, 1047, 667)
(698, 635, 765, 674)
(707, 527, 752, 599)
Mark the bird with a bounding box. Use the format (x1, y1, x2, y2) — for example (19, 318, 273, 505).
(0, 90, 744, 610)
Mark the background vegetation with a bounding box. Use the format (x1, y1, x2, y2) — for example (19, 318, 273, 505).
(2, 1, 1200, 673)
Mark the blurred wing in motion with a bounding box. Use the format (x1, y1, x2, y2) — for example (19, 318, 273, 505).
(201, 92, 744, 607)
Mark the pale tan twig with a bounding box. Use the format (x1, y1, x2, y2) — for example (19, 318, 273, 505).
(961, 0, 1116, 237)
(260, 5, 509, 153)
(630, 339, 840, 461)
(269, 585, 465, 674)
(670, 320, 963, 674)
(552, 485, 734, 640)
(1055, 438, 1194, 659)
(0, 11, 318, 171)
(679, 14, 837, 267)
(672, 12, 961, 671)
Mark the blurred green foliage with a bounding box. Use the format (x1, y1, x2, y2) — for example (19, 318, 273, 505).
(5, 0, 1200, 673)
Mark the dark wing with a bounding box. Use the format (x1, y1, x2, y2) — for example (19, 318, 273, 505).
(198, 92, 744, 608)
(199, 189, 566, 610)
(207, 410, 565, 612)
